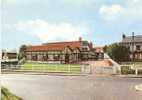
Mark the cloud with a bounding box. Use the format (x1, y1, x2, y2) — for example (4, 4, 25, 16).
(125, 0, 142, 21)
(61, 0, 96, 6)
(4, 0, 23, 5)
(14, 19, 89, 42)
(5, 0, 17, 3)
(99, 0, 142, 22)
(99, 4, 123, 20)
(4, 0, 95, 6)
(128, 0, 140, 3)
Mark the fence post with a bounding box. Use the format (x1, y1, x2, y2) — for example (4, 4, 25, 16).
(90, 65, 92, 74)
(56, 65, 58, 72)
(81, 65, 84, 74)
(42, 65, 44, 72)
(68, 65, 70, 73)
(135, 69, 138, 75)
(32, 65, 33, 71)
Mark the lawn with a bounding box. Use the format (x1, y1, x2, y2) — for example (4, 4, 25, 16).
(1, 86, 22, 100)
(21, 62, 81, 73)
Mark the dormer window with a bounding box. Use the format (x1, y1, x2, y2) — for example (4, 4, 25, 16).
(82, 48, 88, 51)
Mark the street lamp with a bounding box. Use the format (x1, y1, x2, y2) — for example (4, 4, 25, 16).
(132, 32, 134, 62)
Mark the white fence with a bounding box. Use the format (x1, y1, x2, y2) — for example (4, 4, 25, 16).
(1, 64, 92, 74)
(121, 64, 142, 75)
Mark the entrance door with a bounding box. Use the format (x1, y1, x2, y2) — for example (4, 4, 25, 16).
(65, 54, 69, 63)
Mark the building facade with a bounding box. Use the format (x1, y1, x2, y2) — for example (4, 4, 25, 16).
(1, 50, 18, 68)
(121, 34, 142, 61)
(25, 38, 98, 63)
(2, 50, 17, 60)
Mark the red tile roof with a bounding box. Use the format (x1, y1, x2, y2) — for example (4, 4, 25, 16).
(26, 41, 82, 52)
(94, 47, 104, 53)
(94, 59, 113, 67)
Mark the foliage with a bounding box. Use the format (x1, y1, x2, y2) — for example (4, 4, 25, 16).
(105, 43, 130, 62)
(103, 45, 107, 52)
(1, 86, 22, 100)
(18, 45, 27, 60)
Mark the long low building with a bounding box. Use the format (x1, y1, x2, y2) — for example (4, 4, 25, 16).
(25, 37, 102, 63)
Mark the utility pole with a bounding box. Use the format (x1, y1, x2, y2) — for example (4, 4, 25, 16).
(132, 32, 137, 75)
(132, 32, 135, 62)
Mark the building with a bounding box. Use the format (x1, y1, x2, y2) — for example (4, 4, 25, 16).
(25, 37, 98, 63)
(1, 50, 18, 68)
(2, 50, 17, 60)
(121, 34, 142, 61)
(93, 47, 104, 60)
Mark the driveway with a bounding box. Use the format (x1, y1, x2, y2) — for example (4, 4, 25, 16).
(1, 74, 142, 100)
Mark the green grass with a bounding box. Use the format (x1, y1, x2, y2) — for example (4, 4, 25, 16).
(1, 86, 22, 100)
(21, 62, 81, 74)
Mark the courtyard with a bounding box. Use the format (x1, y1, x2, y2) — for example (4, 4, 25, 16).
(1, 74, 142, 100)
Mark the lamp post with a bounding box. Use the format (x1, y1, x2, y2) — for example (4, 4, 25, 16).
(132, 32, 134, 62)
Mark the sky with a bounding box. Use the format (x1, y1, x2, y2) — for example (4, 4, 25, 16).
(1, 0, 142, 50)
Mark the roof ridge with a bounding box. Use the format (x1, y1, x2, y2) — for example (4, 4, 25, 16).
(43, 41, 81, 45)
(126, 35, 142, 38)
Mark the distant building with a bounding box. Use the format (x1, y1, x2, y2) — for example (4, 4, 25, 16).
(2, 50, 17, 60)
(25, 37, 102, 63)
(93, 47, 104, 60)
(1, 50, 18, 68)
(121, 34, 142, 61)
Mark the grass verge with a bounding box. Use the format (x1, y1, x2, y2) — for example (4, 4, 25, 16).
(1, 86, 22, 100)
(21, 62, 81, 74)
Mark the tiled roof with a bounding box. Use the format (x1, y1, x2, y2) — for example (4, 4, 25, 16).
(122, 35, 142, 43)
(94, 59, 113, 67)
(26, 41, 82, 52)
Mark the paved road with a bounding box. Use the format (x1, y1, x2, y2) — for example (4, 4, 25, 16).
(1, 74, 142, 100)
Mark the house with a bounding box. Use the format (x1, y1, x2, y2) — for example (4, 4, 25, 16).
(121, 34, 142, 61)
(1, 50, 18, 68)
(2, 50, 17, 61)
(93, 47, 104, 60)
(25, 37, 97, 63)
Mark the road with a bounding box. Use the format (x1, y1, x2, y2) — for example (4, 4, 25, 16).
(1, 74, 142, 100)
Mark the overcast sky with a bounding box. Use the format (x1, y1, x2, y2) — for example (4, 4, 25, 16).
(1, 0, 142, 50)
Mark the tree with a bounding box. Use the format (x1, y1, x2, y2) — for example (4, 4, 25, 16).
(103, 45, 107, 52)
(106, 43, 130, 62)
(18, 45, 27, 60)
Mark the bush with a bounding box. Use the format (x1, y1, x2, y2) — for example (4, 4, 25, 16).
(106, 43, 130, 62)
(121, 66, 135, 74)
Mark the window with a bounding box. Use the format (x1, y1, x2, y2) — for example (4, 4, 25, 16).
(136, 45, 141, 51)
(82, 48, 88, 51)
(54, 54, 60, 61)
(127, 46, 130, 50)
(43, 54, 48, 61)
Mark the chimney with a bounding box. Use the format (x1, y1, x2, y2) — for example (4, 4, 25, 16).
(122, 34, 126, 39)
(89, 42, 93, 49)
(79, 37, 82, 41)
